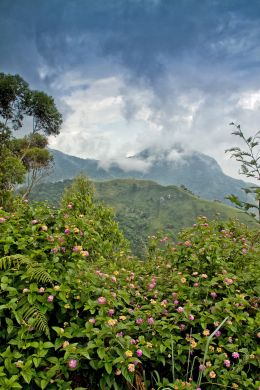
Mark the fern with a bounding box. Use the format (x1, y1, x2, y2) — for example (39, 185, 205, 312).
(0, 254, 30, 270)
(26, 266, 53, 285)
(0, 254, 53, 285)
(17, 299, 50, 338)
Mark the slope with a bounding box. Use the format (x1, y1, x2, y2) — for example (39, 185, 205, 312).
(29, 178, 257, 255)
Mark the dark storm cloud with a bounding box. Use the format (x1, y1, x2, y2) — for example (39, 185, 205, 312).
(1, 0, 260, 87)
(1, 0, 260, 178)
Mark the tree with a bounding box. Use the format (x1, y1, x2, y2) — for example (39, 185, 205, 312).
(225, 122, 260, 221)
(0, 73, 62, 207)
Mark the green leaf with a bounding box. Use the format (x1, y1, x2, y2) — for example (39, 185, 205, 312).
(105, 362, 112, 374)
(97, 347, 106, 360)
(21, 369, 33, 384)
(40, 379, 49, 389)
(43, 342, 54, 349)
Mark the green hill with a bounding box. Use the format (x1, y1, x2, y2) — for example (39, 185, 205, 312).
(46, 148, 255, 205)
(30, 178, 257, 255)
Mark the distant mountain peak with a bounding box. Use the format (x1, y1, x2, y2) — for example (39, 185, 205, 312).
(47, 147, 250, 204)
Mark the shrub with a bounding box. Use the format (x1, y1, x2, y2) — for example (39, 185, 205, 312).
(0, 184, 259, 389)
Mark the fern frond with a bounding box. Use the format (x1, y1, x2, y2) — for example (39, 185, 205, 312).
(18, 302, 50, 338)
(34, 311, 50, 337)
(0, 254, 30, 270)
(26, 266, 53, 285)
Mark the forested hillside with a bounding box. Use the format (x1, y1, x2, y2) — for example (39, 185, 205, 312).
(45, 149, 254, 205)
(30, 178, 257, 255)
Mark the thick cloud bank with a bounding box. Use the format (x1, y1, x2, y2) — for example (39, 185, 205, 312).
(1, 0, 260, 178)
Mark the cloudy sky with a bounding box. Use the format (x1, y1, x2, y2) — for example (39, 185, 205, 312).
(1, 0, 260, 178)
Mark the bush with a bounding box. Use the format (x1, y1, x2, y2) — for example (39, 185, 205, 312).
(0, 182, 259, 389)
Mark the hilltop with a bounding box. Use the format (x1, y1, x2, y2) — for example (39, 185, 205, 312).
(30, 178, 257, 255)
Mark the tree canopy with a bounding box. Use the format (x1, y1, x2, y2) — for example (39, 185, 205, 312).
(0, 73, 62, 208)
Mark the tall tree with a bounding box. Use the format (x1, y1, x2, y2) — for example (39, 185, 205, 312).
(226, 123, 260, 221)
(0, 73, 62, 208)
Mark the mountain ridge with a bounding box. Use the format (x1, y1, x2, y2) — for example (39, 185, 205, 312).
(46, 148, 252, 204)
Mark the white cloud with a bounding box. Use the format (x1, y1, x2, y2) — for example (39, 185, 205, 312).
(48, 69, 260, 181)
(237, 91, 260, 110)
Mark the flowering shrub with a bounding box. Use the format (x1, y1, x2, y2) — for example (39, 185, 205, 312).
(0, 180, 259, 389)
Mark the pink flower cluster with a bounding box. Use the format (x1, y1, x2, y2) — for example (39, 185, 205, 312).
(148, 275, 157, 290)
(224, 277, 234, 285)
(47, 295, 54, 302)
(68, 359, 77, 368)
(97, 296, 106, 305)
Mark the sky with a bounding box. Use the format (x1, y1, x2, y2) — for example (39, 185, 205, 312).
(1, 0, 260, 179)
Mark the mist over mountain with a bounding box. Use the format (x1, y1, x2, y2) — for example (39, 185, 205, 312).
(47, 148, 251, 204)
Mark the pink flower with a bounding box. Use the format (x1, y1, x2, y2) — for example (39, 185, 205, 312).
(108, 309, 115, 317)
(130, 339, 137, 345)
(177, 306, 184, 313)
(31, 219, 38, 225)
(173, 300, 179, 305)
(136, 349, 143, 357)
(68, 359, 77, 369)
(172, 292, 177, 298)
(38, 287, 45, 293)
(136, 318, 143, 325)
(179, 324, 186, 331)
(67, 203, 73, 209)
(215, 330, 221, 337)
(81, 250, 89, 257)
(232, 352, 240, 359)
(224, 360, 231, 367)
(210, 292, 217, 298)
(189, 314, 195, 321)
(64, 228, 70, 234)
(89, 318, 96, 324)
(199, 364, 206, 372)
(201, 274, 208, 279)
(148, 283, 156, 290)
(47, 295, 54, 302)
(0, 217, 6, 223)
(73, 246, 82, 252)
(97, 296, 106, 305)
(224, 278, 234, 285)
(193, 282, 199, 287)
(147, 317, 155, 325)
(184, 240, 191, 247)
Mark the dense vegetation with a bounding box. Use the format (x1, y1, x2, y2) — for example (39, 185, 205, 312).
(0, 74, 259, 389)
(30, 179, 258, 256)
(0, 73, 62, 209)
(0, 177, 259, 389)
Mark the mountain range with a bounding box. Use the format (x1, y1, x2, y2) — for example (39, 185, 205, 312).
(46, 148, 252, 204)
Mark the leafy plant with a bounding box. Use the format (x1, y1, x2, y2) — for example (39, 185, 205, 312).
(0, 73, 62, 208)
(226, 122, 260, 221)
(0, 178, 259, 389)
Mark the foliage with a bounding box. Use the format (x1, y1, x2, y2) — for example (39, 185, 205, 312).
(29, 178, 258, 256)
(0, 176, 259, 389)
(226, 123, 260, 221)
(0, 73, 62, 209)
